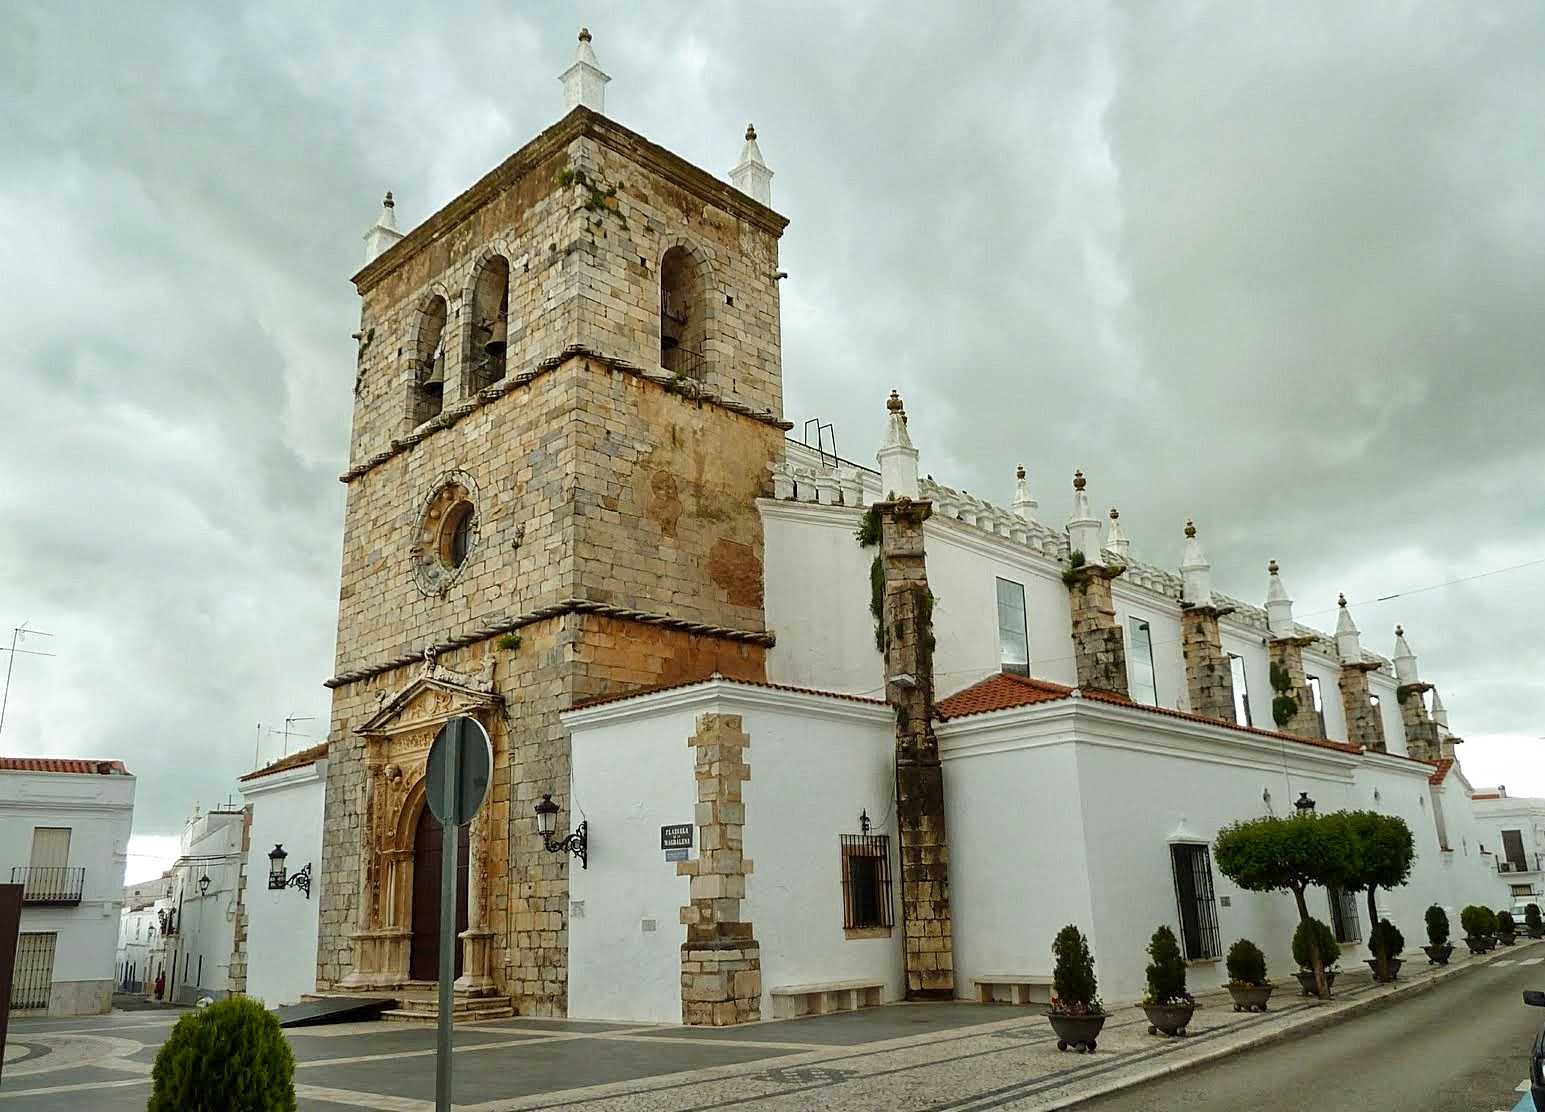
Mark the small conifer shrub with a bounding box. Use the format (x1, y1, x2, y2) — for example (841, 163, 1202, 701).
(1050, 924, 1101, 1015)
(149, 996, 296, 1112)
(1144, 925, 1191, 1005)
(1225, 938, 1269, 987)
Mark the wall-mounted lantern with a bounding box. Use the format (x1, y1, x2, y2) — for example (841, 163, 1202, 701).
(266, 844, 312, 899)
(859, 809, 871, 835)
(197, 871, 211, 897)
(1294, 791, 1316, 814)
(534, 794, 587, 869)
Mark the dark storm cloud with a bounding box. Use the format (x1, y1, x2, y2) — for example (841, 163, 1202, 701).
(2, 2, 1542, 840)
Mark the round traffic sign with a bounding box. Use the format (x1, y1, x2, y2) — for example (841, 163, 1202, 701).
(425, 716, 492, 827)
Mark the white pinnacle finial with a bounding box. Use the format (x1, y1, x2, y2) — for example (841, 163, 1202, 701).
(1431, 686, 1450, 732)
(1265, 560, 1295, 638)
(1393, 625, 1418, 685)
(1012, 465, 1038, 523)
(363, 191, 405, 264)
(876, 391, 919, 500)
(1180, 520, 1213, 607)
(1067, 471, 1103, 565)
(1334, 593, 1362, 663)
(1104, 508, 1130, 561)
(729, 123, 774, 207)
(560, 27, 611, 114)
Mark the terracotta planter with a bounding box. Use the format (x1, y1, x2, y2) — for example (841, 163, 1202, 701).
(1047, 1011, 1108, 1052)
(1139, 1000, 1195, 1036)
(1295, 968, 1337, 997)
(1423, 943, 1453, 965)
(1365, 957, 1403, 982)
(1227, 983, 1273, 1012)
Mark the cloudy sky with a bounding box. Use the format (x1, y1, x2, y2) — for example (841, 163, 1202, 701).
(2, 4, 1542, 880)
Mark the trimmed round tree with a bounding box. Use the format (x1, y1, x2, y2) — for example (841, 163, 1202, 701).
(1051, 924, 1101, 1015)
(1215, 813, 1357, 998)
(149, 996, 295, 1112)
(1330, 811, 1415, 980)
(1226, 938, 1269, 987)
(1145, 925, 1190, 1005)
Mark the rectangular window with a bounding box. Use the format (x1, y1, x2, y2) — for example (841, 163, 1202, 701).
(1328, 887, 1361, 943)
(1128, 618, 1158, 705)
(28, 827, 70, 869)
(840, 834, 894, 932)
(1229, 654, 1252, 726)
(1170, 843, 1221, 959)
(11, 932, 55, 1010)
(1503, 830, 1529, 871)
(1306, 675, 1326, 736)
(996, 578, 1029, 677)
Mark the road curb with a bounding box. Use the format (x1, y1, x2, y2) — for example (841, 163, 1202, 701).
(1043, 938, 1545, 1110)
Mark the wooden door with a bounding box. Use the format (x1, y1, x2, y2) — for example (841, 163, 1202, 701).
(409, 805, 469, 982)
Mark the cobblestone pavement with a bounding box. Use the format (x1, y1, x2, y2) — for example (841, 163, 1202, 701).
(1, 942, 1536, 1111)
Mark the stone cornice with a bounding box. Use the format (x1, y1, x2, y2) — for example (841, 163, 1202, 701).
(325, 598, 776, 689)
(560, 677, 893, 730)
(339, 348, 791, 485)
(353, 106, 787, 294)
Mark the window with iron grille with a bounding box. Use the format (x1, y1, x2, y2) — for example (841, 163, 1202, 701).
(1170, 843, 1221, 959)
(11, 932, 55, 1011)
(1328, 887, 1361, 943)
(840, 835, 894, 931)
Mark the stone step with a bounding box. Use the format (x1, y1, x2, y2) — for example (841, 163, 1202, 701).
(380, 1002, 514, 1024)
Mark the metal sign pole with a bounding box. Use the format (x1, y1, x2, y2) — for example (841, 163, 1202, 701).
(435, 719, 461, 1112)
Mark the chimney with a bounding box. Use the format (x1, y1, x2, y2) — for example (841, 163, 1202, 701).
(1391, 626, 1442, 761)
(876, 390, 920, 500)
(362, 192, 404, 264)
(1012, 465, 1038, 523)
(1178, 521, 1237, 721)
(560, 27, 611, 114)
(729, 124, 774, 207)
(873, 403, 952, 999)
(1263, 561, 1322, 739)
(1334, 594, 1386, 753)
(1063, 472, 1128, 697)
(1104, 508, 1130, 562)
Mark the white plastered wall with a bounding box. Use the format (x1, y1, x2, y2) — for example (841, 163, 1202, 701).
(239, 760, 327, 1006)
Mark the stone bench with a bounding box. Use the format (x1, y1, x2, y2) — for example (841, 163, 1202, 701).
(768, 979, 885, 1019)
(972, 974, 1053, 1005)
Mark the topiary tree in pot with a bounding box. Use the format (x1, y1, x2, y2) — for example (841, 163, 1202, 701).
(149, 996, 296, 1112)
(1461, 905, 1493, 954)
(1214, 813, 1356, 999)
(1498, 910, 1518, 945)
(1527, 904, 1543, 939)
(1424, 904, 1453, 965)
(1225, 938, 1273, 1012)
(1365, 919, 1405, 982)
(1291, 917, 1341, 997)
(1139, 925, 1195, 1036)
(1047, 924, 1106, 1053)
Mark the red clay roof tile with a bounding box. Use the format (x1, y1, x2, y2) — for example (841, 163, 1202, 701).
(239, 741, 329, 783)
(569, 676, 887, 713)
(0, 757, 130, 776)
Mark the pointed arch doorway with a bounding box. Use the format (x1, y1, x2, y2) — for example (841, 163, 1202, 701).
(409, 803, 470, 982)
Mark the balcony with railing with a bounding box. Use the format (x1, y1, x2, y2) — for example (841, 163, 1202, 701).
(1498, 856, 1544, 875)
(11, 866, 85, 906)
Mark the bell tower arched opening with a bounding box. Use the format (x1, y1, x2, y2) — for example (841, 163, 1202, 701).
(660, 246, 707, 379)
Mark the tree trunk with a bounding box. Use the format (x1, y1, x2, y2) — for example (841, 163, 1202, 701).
(1367, 887, 1386, 980)
(1292, 884, 1329, 998)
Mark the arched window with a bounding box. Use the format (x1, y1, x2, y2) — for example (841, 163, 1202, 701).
(442, 501, 476, 569)
(411, 295, 449, 425)
(468, 257, 510, 390)
(660, 246, 707, 379)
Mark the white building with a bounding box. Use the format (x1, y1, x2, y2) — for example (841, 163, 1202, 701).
(0, 757, 135, 1016)
(559, 397, 1513, 1022)
(116, 871, 170, 993)
(1473, 788, 1545, 916)
(236, 742, 327, 1006)
(162, 804, 246, 1004)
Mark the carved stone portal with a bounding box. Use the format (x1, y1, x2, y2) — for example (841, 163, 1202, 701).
(340, 655, 502, 993)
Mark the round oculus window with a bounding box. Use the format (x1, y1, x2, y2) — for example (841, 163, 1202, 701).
(413, 471, 480, 596)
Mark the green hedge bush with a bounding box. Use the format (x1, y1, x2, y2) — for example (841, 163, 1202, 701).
(1051, 923, 1101, 1015)
(1527, 904, 1542, 932)
(1425, 904, 1449, 946)
(1291, 917, 1340, 971)
(1369, 918, 1404, 960)
(1144, 925, 1190, 1005)
(1461, 904, 1496, 937)
(149, 996, 295, 1112)
(1225, 938, 1268, 987)
(1498, 910, 1517, 936)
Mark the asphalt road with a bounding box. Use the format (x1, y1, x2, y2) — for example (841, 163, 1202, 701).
(1074, 955, 1545, 1112)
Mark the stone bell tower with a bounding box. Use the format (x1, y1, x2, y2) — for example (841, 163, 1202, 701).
(315, 29, 791, 1016)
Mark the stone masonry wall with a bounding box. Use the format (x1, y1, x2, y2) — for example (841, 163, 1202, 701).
(1266, 639, 1322, 739)
(1066, 568, 1129, 698)
(1338, 664, 1386, 752)
(1180, 607, 1236, 722)
(678, 713, 760, 1025)
(878, 499, 954, 998)
(1398, 684, 1441, 762)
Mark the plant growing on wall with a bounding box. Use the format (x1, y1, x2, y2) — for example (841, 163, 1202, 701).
(1328, 810, 1415, 980)
(149, 996, 296, 1112)
(1268, 661, 1299, 728)
(1214, 813, 1357, 998)
(1050, 924, 1102, 1016)
(855, 506, 886, 653)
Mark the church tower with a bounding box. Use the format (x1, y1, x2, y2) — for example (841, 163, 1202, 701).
(316, 30, 789, 1016)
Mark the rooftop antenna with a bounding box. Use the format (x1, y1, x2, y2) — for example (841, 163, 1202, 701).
(0, 622, 55, 738)
(282, 714, 316, 758)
